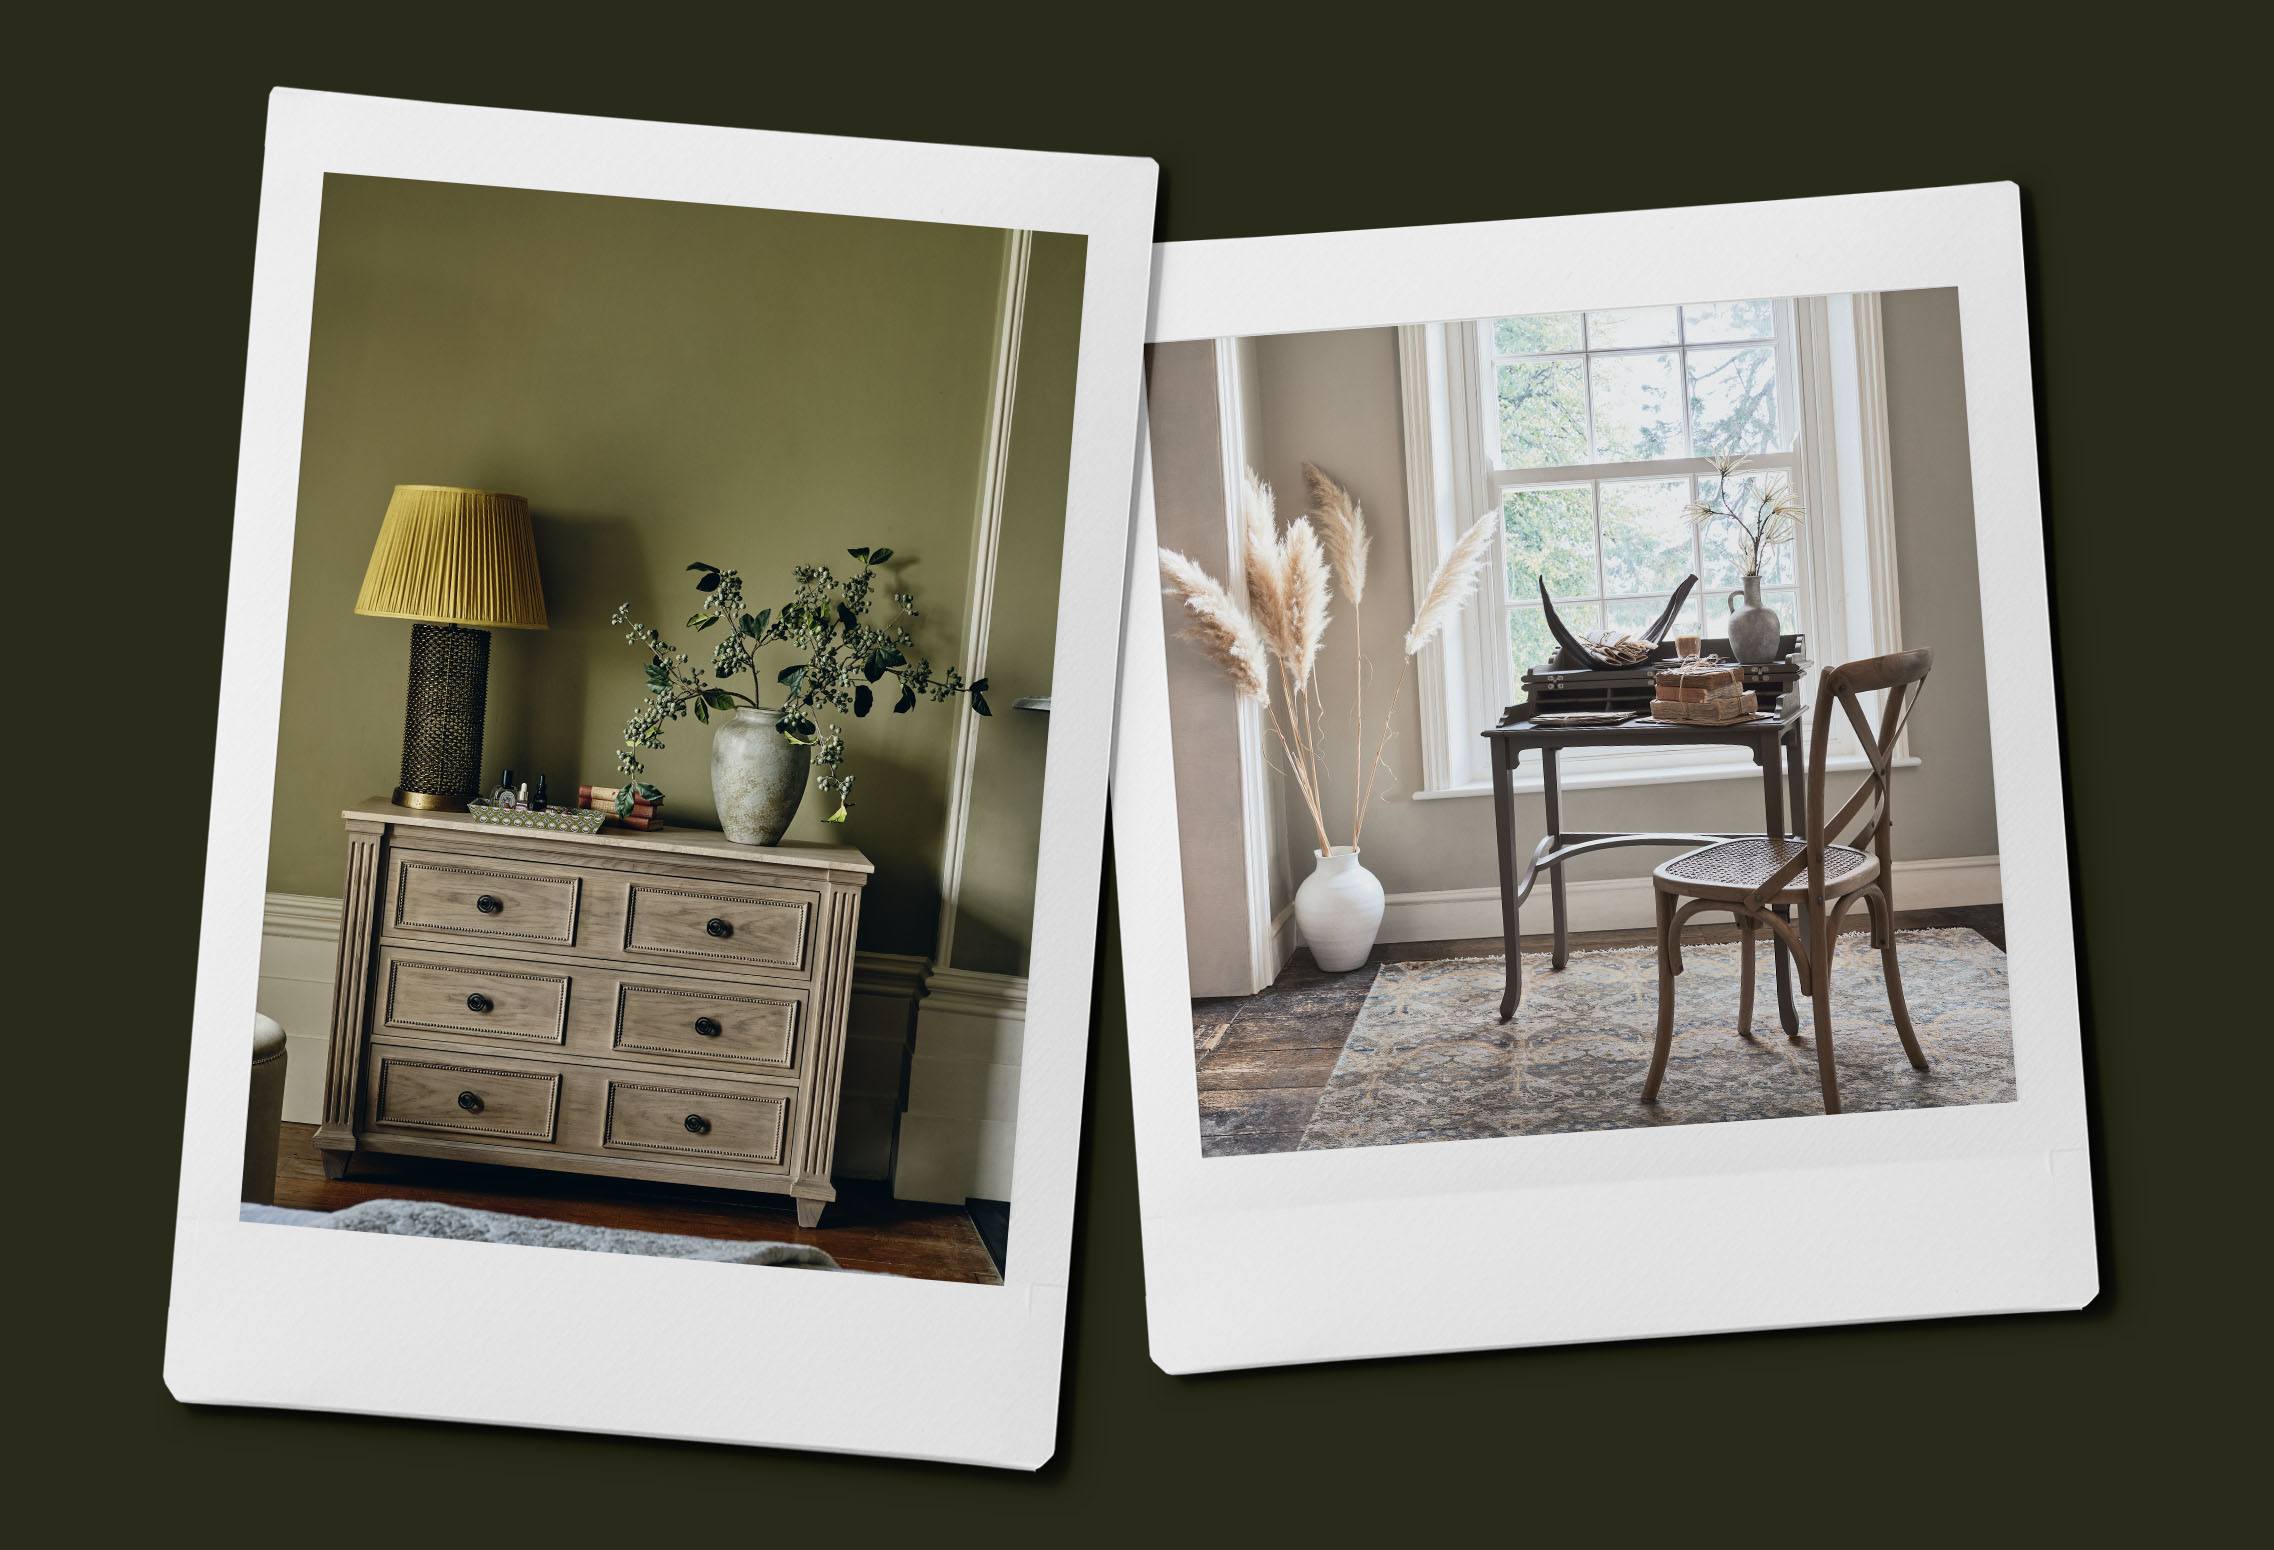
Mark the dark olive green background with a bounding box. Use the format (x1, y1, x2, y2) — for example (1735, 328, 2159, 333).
(17, 11, 2244, 1533)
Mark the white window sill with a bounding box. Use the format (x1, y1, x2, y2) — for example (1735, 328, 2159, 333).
(1412, 751, 1921, 800)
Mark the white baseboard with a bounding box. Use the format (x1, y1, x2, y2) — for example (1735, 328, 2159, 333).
(1375, 853, 2001, 945)
(893, 967, 1025, 1205)
(256, 893, 943, 1184)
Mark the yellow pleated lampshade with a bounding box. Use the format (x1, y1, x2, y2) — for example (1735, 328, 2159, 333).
(354, 484, 548, 630)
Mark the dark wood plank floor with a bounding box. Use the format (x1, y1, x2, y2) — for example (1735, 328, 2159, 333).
(265, 1122, 1002, 1285)
(1195, 904, 2006, 1158)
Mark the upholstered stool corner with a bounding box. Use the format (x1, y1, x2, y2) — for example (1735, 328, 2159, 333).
(244, 1014, 289, 1205)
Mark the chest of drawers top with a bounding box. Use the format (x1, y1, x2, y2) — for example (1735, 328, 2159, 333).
(346, 799, 872, 983)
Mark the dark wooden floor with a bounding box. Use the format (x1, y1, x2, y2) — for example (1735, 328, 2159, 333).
(265, 1122, 1003, 1285)
(1194, 904, 2006, 1158)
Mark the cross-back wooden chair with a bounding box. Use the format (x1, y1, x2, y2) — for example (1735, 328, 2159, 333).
(1641, 648, 1934, 1115)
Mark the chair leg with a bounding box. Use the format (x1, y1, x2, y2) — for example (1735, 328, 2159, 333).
(1642, 889, 1679, 1103)
(1736, 914, 1757, 1037)
(1868, 889, 1927, 1071)
(1811, 913, 1841, 1115)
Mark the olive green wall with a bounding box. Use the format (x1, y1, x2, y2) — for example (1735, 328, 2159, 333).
(268, 174, 1084, 961)
(946, 235, 1084, 978)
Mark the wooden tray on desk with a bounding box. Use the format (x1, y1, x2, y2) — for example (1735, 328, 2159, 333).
(1516, 633, 1805, 718)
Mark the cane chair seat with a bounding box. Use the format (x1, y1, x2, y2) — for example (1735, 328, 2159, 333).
(1654, 835, 1879, 903)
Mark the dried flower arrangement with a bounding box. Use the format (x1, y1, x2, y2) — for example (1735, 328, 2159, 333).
(1682, 453, 1806, 577)
(1159, 465, 1494, 853)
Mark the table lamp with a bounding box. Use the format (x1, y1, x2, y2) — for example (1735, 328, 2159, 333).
(355, 484, 548, 810)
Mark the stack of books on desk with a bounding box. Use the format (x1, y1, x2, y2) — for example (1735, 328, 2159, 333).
(1651, 664, 1759, 724)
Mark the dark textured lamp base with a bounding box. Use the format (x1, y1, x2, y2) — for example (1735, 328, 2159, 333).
(394, 622, 491, 811)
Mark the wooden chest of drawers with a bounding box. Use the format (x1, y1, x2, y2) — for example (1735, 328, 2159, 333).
(314, 800, 872, 1227)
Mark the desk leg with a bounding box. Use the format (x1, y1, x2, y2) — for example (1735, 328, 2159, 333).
(1493, 739, 1522, 1021)
(1540, 746, 1569, 970)
(1762, 731, 1801, 1036)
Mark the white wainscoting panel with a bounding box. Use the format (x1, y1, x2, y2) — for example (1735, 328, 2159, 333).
(256, 894, 934, 1183)
(893, 968, 1026, 1205)
(1373, 854, 2001, 945)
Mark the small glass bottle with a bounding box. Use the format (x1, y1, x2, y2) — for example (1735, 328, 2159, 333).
(532, 774, 549, 813)
(489, 768, 518, 808)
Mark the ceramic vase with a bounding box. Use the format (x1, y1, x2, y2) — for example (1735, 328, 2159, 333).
(711, 707, 811, 845)
(1724, 573, 1782, 664)
(1295, 846, 1386, 972)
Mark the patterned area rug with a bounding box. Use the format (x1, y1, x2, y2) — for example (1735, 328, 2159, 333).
(1299, 928, 2014, 1150)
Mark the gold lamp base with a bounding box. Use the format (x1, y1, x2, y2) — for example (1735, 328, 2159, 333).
(393, 788, 467, 812)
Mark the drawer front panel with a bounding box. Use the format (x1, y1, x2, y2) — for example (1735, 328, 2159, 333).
(393, 855, 580, 947)
(381, 952, 569, 1047)
(603, 1078, 790, 1168)
(371, 1050, 561, 1142)
(622, 880, 813, 973)
(615, 981, 801, 1071)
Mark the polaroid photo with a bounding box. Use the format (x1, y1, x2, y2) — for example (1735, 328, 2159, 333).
(164, 89, 1154, 1466)
(1115, 184, 2096, 1372)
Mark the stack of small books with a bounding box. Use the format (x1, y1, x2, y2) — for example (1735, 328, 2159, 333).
(1650, 663, 1759, 724)
(576, 785, 665, 830)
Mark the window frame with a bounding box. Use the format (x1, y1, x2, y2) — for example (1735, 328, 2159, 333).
(1398, 293, 1911, 799)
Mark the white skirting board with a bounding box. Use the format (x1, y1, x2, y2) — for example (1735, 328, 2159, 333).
(254, 894, 1018, 1194)
(1373, 853, 2001, 945)
(892, 968, 1028, 1205)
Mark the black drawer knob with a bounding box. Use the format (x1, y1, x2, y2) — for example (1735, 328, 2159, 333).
(456, 1090, 484, 1114)
(475, 894, 503, 915)
(705, 916, 733, 939)
(465, 992, 494, 1015)
(684, 1113, 711, 1136)
(693, 1016, 723, 1038)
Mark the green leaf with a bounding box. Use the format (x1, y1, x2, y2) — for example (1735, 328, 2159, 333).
(737, 613, 759, 638)
(894, 684, 916, 714)
(863, 653, 886, 683)
(703, 689, 737, 711)
(854, 684, 873, 718)
(826, 802, 848, 824)
(846, 547, 870, 561)
(970, 676, 989, 694)
(972, 691, 991, 717)
(613, 788, 634, 816)
(752, 608, 771, 636)
(881, 647, 906, 668)
(835, 602, 858, 630)
(634, 782, 663, 803)
(686, 613, 709, 628)
(687, 562, 718, 573)
(693, 699, 710, 724)
(866, 546, 893, 565)
(777, 663, 808, 687)
(694, 571, 721, 593)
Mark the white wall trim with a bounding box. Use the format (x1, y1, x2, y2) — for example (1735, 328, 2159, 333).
(1215, 337, 1282, 993)
(932, 227, 1032, 971)
(1375, 853, 2000, 944)
(256, 893, 938, 1183)
(896, 965, 1027, 1205)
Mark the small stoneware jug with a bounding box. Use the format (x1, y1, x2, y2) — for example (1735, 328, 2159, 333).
(1725, 573, 1782, 664)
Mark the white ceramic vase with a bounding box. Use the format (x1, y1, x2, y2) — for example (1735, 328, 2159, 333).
(1295, 846, 1385, 972)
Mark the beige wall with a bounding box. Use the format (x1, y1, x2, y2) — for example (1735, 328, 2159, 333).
(1207, 286, 1998, 904)
(269, 174, 1082, 962)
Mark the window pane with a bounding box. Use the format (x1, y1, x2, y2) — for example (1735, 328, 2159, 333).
(1682, 299, 1775, 342)
(1606, 596, 1680, 637)
(1688, 343, 1780, 455)
(1499, 359, 1589, 467)
(1598, 477, 1693, 596)
(1494, 313, 1583, 355)
(1590, 351, 1684, 460)
(1503, 485, 1596, 599)
(1586, 306, 1679, 349)
(1508, 606, 1560, 674)
(1695, 470, 1798, 587)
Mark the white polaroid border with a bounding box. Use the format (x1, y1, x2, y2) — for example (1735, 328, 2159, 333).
(1115, 184, 2095, 1373)
(165, 89, 1155, 1466)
